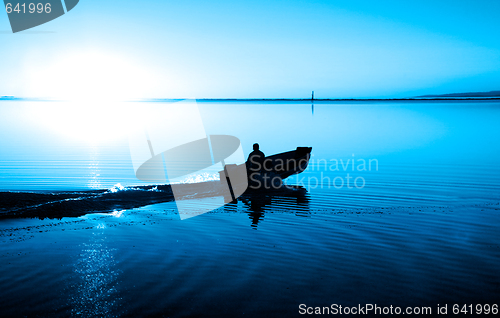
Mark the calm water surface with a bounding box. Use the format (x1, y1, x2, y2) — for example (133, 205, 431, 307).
(0, 100, 499, 317)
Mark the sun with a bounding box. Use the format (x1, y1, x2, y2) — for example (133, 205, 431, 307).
(24, 49, 160, 143)
(27, 49, 158, 101)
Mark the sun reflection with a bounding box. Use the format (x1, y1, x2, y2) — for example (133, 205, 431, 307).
(88, 146, 102, 189)
(109, 210, 125, 218)
(71, 226, 121, 317)
(29, 100, 137, 143)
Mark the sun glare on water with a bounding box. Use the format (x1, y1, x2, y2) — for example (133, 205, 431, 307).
(29, 100, 138, 144)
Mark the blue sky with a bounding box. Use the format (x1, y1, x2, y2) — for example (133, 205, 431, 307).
(1, 0, 499, 99)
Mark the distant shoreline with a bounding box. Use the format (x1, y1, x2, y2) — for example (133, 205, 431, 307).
(154, 97, 500, 102)
(2, 97, 499, 102)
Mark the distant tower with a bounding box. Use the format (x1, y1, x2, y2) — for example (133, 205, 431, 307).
(311, 91, 314, 115)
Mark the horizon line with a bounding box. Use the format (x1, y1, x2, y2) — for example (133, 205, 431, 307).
(2, 96, 500, 102)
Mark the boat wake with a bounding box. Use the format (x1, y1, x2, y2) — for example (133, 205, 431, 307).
(0, 184, 176, 220)
(0, 182, 309, 220)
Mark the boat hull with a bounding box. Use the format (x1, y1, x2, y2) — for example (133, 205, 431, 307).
(219, 147, 312, 193)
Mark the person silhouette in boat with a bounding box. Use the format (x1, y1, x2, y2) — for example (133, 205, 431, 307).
(247, 143, 265, 170)
(247, 143, 265, 186)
